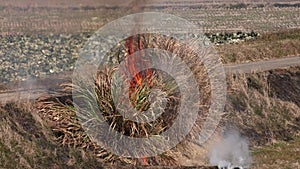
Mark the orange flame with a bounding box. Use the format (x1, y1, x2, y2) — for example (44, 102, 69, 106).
(141, 156, 149, 165)
(125, 35, 152, 86)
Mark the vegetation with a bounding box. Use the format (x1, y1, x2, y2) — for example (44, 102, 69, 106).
(217, 29, 300, 64)
(225, 67, 300, 146)
(252, 137, 300, 169)
(205, 31, 259, 45)
(26, 32, 300, 167)
(36, 33, 212, 166)
(0, 102, 104, 168)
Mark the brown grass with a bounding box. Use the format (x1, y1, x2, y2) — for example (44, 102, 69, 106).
(217, 29, 300, 64)
(0, 102, 214, 168)
(0, 102, 105, 168)
(252, 137, 300, 169)
(224, 67, 300, 146)
(1, 2, 300, 35)
(1, 60, 299, 168)
(0, 83, 8, 91)
(35, 33, 212, 166)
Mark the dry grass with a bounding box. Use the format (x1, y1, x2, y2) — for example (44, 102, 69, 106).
(217, 29, 300, 64)
(252, 137, 300, 169)
(1, 58, 299, 168)
(35, 33, 212, 166)
(0, 83, 8, 91)
(224, 67, 300, 146)
(1, 2, 300, 35)
(220, 66, 300, 168)
(0, 102, 105, 168)
(0, 102, 210, 168)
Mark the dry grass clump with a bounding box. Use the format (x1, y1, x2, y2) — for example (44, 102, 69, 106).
(225, 67, 300, 145)
(73, 65, 182, 165)
(36, 96, 117, 161)
(93, 67, 180, 137)
(95, 33, 211, 143)
(37, 33, 212, 166)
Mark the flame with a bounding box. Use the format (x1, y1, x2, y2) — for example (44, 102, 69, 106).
(141, 156, 149, 165)
(125, 34, 153, 86)
(125, 34, 154, 112)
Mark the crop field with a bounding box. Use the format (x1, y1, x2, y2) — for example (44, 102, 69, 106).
(0, 0, 300, 34)
(176, 7, 300, 33)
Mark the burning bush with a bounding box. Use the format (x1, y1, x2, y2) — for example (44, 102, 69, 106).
(38, 33, 212, 166)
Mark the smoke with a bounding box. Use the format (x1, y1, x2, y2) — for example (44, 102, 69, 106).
(209, 129, 252, 168)
(128, 0, 147, 12)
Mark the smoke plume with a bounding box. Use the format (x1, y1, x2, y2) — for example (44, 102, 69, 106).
(209, 129, 252, 168)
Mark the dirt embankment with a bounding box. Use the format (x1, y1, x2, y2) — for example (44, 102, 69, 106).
(268, 68, 300, 107)
(226, 66, 300, 146)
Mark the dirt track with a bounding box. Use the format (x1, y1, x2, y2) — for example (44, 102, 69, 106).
(224, 56, 300, 74)
(0, 71, 72, 104)
(0, 56, 299, 104)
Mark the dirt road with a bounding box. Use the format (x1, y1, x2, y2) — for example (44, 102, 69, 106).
(0, 71, 72, 104)
(224, 56, 300, 74)
(0, 56, 299, 104)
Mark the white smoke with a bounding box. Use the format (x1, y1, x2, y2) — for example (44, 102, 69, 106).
(209, 129, 252, 168)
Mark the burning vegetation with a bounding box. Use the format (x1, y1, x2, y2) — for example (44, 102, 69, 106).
(37, 33, 212, 166)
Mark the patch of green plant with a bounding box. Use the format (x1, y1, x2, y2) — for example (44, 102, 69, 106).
(252, 137, 300, 168)
(229, 3, 248, 9)
(228, 92, 247, 112)
(251, 103, 264, 117)
(0, 141, 16, 168)
(226, 53, 237, 63)
(247, 76, 263, 93)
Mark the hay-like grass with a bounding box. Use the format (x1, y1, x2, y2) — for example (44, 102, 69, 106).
(38, 33, 212, 166)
